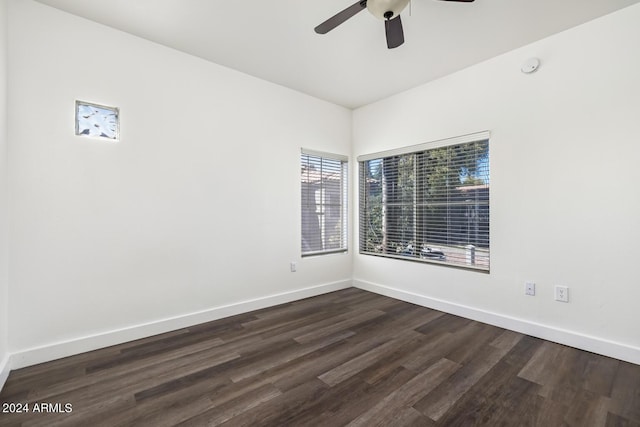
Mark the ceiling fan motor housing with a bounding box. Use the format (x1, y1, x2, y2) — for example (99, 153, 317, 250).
(367, 0, 411, 20)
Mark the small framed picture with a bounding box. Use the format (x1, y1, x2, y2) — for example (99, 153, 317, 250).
(75, 100, 119, 140)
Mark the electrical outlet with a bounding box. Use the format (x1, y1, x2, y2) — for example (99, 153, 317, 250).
(555, 286, 569, 302)
(290, 262, 297, 272)
(525, 281, 536, 296)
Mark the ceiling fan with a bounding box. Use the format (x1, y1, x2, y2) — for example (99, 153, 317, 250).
(314, 0, 475, 49)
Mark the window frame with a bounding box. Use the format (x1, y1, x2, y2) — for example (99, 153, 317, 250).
(301, 149, 349, 257)
(358, 131, 490, 272)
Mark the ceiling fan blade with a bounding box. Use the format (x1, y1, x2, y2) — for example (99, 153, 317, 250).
(385, 15, 404, 49)
(315, 1, 367, 34)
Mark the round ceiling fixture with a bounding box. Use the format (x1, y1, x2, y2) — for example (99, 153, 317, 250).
(521, 58, 541, 74)
(367, 0, 411, 20)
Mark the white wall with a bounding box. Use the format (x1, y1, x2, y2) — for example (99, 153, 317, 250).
(7, 0, 352, 367)
(353, 4, 640, 363)
(0, 0, 9, 385)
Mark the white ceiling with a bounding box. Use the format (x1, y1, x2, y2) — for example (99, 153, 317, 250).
(34, 0, 640, 109)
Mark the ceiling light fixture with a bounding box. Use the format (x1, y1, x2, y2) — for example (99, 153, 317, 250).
(314, 0, 474, 50)
(366, 0, 411, 20)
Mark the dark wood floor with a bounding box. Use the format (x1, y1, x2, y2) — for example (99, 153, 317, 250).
(1, 288, 639, 426)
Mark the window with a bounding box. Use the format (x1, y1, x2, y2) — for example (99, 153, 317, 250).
(75, 100, 119, 140)
(301, 149, 348, 256)
(359, 132, 490, 271)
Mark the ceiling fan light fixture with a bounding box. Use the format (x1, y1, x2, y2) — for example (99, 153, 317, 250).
(314, 0, 473, 49)
(367, 0, 411, 20)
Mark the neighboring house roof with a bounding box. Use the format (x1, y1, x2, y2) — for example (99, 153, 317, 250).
(301, 166, 342, 184)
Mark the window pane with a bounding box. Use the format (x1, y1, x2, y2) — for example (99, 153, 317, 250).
(301, 152, 348, 256)
(359, 139, 489, 271)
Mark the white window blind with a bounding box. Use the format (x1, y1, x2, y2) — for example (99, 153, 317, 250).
(359, 134, 489, 271)
(301, 149, 348, 256)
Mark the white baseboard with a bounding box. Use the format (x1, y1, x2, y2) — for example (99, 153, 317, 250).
(0, 353, 10, 393)
(10, 280, 352, 370)
(353, 279, 640, 365)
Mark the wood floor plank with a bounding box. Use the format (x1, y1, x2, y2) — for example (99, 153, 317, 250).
(413, 332, 523, 421)
(564, 390, 612, 427)
(95, 375, 233, 426)
(358, 331, 436, 385)
(293, 309, 386, 344)
(445, 322, 505, 365)
(271, 331, 394, 392)
(267, 364, 416, 426)
(432, 335, 543, 426)
(582, 356, 619, 397)
(605, 411, 640, 427)
(402, 321, 484, 372)
(609, 361, 640, 423)
(228, 330, 355, 383)
(212, 379, 328, 427)
(347, 358, 461, 427)
(318, 330, 423, 387)
(490, 329, 525, 351)
(178, 382, 283, 427)
(415, 312, 472, 336)
(517, 340, 565, 385)
(2, 288, 639, 427)
(536, 346, 593, 403)
(26, 341, 240, 402)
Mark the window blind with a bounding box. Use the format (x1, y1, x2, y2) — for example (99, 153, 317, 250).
(301, 149, 348, 256)
(359, 136, 489, 271)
